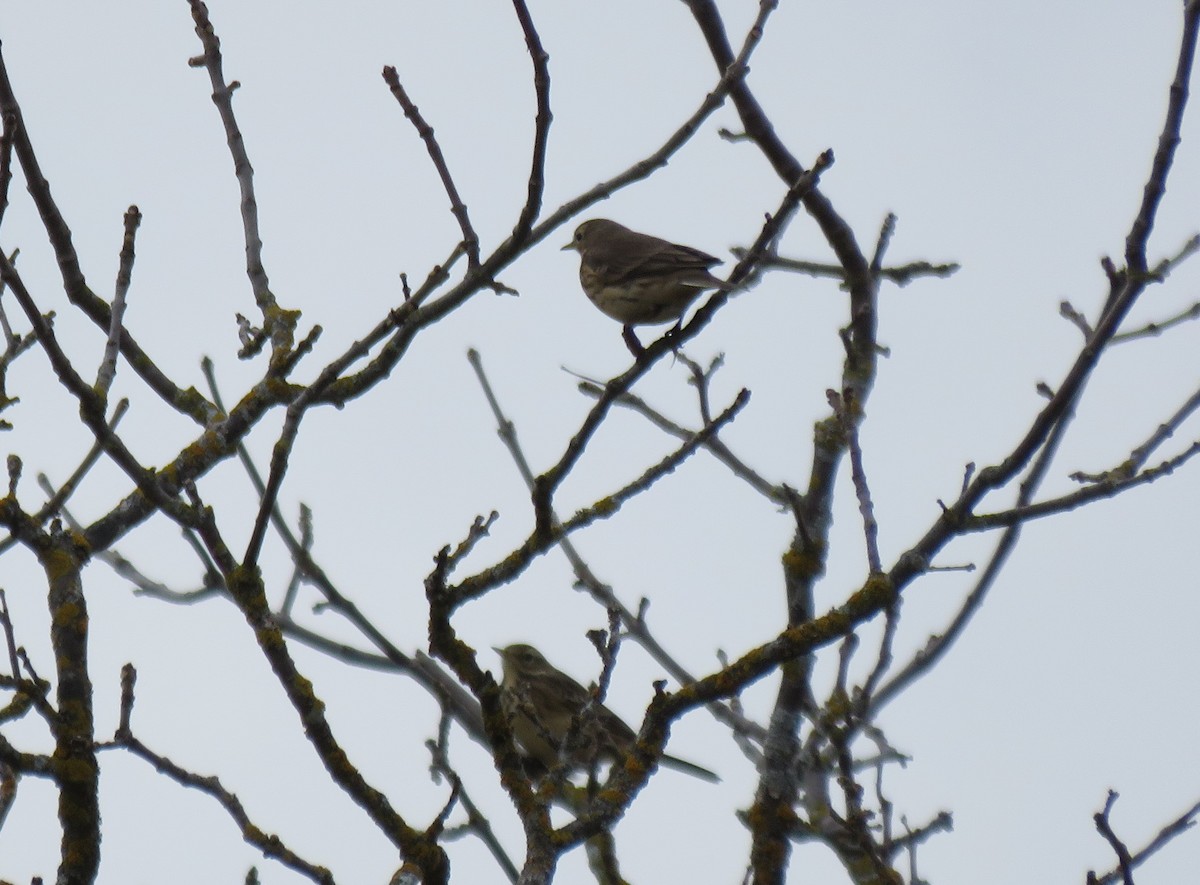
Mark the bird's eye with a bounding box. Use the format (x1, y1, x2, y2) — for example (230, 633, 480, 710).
(575, 231, 583, 242)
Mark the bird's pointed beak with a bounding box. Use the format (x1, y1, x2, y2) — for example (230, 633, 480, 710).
(492, 646, 505, 656)
(561, 240, 577, 252)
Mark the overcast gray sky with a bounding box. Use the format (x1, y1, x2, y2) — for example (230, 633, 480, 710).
(1, 2, 1198, 883)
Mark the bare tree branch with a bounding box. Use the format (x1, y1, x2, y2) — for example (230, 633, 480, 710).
(95, 206, 141, 401)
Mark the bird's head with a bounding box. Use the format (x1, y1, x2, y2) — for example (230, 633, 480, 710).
(494, 643, 554, 681)
(560, 218, 626, 253)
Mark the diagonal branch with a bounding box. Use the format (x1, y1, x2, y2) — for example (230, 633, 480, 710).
(573, 371, 785, 504)
(187, 0, 278, 322)
(105, 664, 335, 884)
(382, 67, 480, 268)
(0, 254, 195, 526)
(447, 386, 751, 607)
(508, 0, 552, 244)
(0, 111, 14, 230)
(1089, 795, 1200, 885)
(95, 206, 141, 401)
(1124, 3, 1200, 276)
(0, 46, 215, 424)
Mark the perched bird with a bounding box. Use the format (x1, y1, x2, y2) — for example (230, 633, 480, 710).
(493, 643, 719, 783)
(562, 219, 730, 351)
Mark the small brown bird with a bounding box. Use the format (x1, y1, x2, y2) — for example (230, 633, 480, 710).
(562, 219, 730, 350)
(494, 643, 719, 783)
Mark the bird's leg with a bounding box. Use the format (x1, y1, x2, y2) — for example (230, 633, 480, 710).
(662, 320, 686, 363)
(621, 324, 646, 358)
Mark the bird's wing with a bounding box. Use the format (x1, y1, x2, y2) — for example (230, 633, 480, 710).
(625, 243, 722, 282)
(595, 228, 721, 283)
(525, 672, 592, 723)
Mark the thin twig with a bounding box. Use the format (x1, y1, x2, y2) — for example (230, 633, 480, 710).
(187, 0, 277, 321)
(95, 207, 141, 399)
(1124, 5, 1200, 277)
(1090, 796, 1200, 885)
(106, 665, 335, 884)
(509, 0, 552, 244)
(27, 400, 130, 538)
(1078, 382, 1200, 481)
(869, 213, 897, 276)
(1091, 791, 1135, 885)
(448, 387, 751, 606)
(573, 374, 785, 504)
(1113, 300, 1200, 342)
(738, 252, 959, 288)
(828, 386, 881, 573)
(0, 44, 215, 423)
(0, 587, 20, 679)
(972, 440, 1200, 529)
(0, 112, 14, 230)
(0, 391, 126, 547)
(381, 68, 480, 269)
(426, 736, 519, 883)
(0, 253, 193, 525)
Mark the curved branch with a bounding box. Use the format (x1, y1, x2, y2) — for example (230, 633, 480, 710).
(187, 0, 278, 321)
